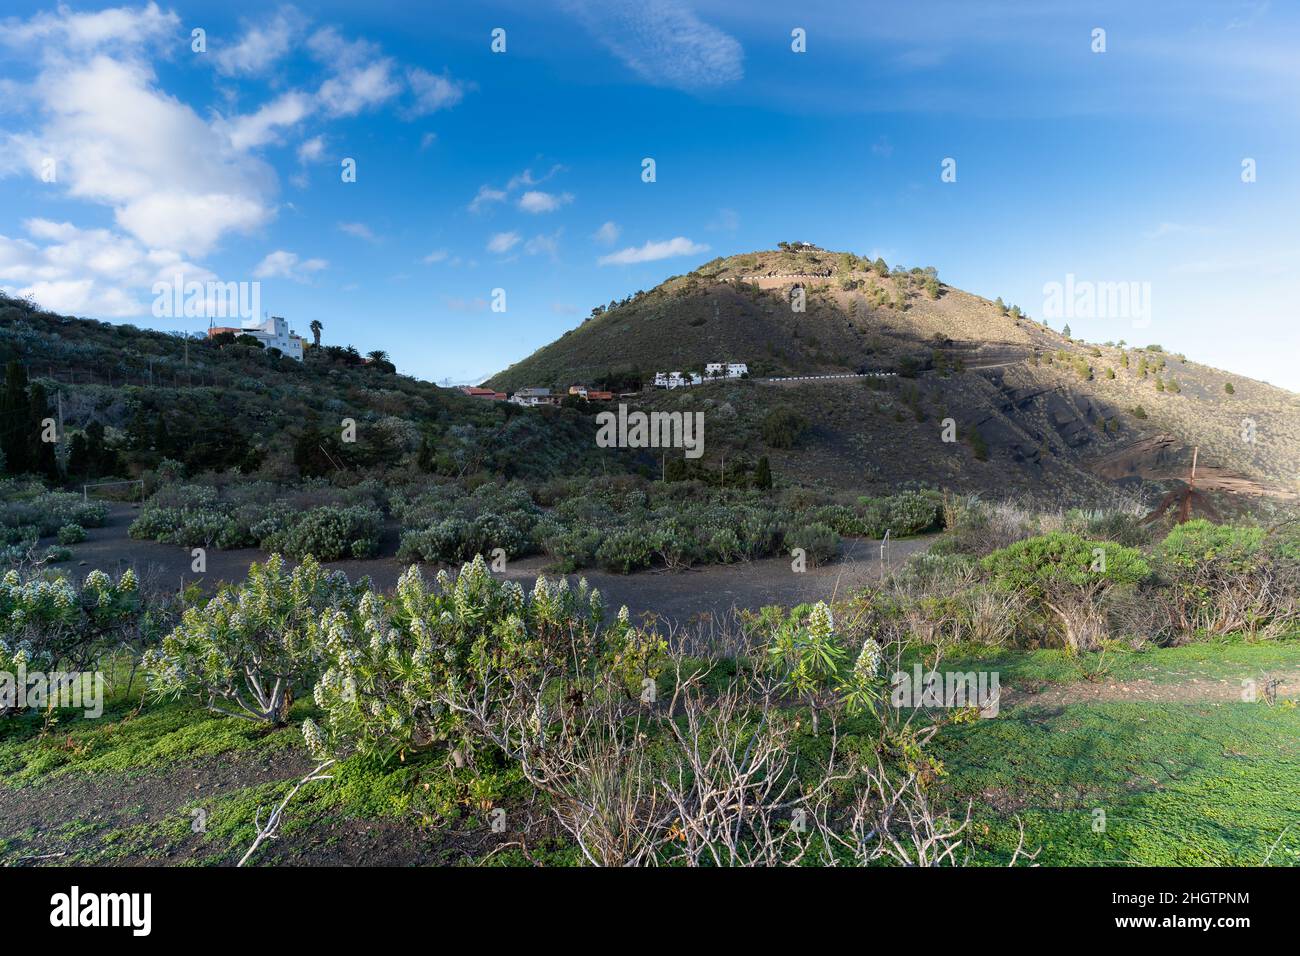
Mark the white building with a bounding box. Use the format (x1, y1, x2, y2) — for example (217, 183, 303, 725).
(654, 371, 699, 389)
(510, 386, 560, 407)
(705, 362, 748, 379)
(239, 315, 305, 361)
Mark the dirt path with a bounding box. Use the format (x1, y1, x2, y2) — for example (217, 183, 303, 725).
(62, 503, 936, 623)
(1003, 671, 1300, 708)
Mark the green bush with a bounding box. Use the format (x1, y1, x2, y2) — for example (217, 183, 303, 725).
(761, 407, 809, 449)
(305, 555, 639, 762)
(261, 506, 382, 561)
(982, 532, 1149, 651)
(596, 528, 654, 574)
(56, 523, 87, 545)
(786, 522, 839, 566)
(0, 568, 140, 682)
(1150, 521, 1295, 638)
(143, 555, 362, 725)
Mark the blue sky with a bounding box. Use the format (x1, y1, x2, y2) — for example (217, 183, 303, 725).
(1, 1, 1298, 388)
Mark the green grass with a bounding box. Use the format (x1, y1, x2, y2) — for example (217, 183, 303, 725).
(913, 635, 1300, 690)
(0, 696, 303, 786)
(4, 640, 1298, 865)
(939, 698, 1300, 865)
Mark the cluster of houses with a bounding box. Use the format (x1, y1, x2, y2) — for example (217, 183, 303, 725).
(458, 362, 747, 405)
(654, 362, 748, 389)
(458, 384, 614, 407)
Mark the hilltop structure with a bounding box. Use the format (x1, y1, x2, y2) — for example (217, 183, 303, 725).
(207, 316, 306, 361)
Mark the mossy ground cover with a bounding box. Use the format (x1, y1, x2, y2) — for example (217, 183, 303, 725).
(942, 698, 1300, 866)
(917, 636, 1300, 690)
(2, 641, 1296, 866)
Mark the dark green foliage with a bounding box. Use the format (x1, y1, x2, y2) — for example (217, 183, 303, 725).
(761, 407, 809, 449)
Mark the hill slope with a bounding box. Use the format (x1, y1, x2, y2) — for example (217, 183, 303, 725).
(489, 246, 1300, 500)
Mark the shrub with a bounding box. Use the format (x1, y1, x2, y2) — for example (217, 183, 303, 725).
(596, 528, 654, 574)
(0, 568, 140, 689)
(56, 523, 87, 545)
(306, 556, 628, 761)
(761, 407, 809, 449)
(1151, 520, 1297, 639)
(982, 533, 1149, 651)
(143, 555, 361, 725)
(263, 506, 382, 560)
(786, 522, 839, 566)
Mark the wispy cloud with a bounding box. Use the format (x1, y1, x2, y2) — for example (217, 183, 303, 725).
(339, 221, 379, 242)
(519, 190, 573, 213)
(486, 231, 521, 254)
(213, 8, 304, 77)
(564, 0, 743, 90)
(406, 68, 471, 116)
(598, 236, 708, 265)
(593, 221, 621, 244)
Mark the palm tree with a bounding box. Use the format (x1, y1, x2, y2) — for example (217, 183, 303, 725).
(309, 319, 322, 348)
(366, 350, 389, 364)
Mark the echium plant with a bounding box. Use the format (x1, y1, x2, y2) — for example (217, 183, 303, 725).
(0, 567, 139, 678)
(766, 600, 885, 732)
(143, 555, 359, 725)
(305, 554, 631, 763)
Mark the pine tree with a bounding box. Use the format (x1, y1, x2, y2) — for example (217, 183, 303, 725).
(68, 432, 92, 478)
(27, 382, 59, 480)
(754, 456, 772, 490)
(0, 362, 31, 474)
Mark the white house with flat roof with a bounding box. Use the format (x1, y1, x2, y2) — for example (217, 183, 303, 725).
(239, 316, 305, 361)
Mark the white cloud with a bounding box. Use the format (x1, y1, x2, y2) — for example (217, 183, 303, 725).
(0, 2, 178, 54)
(422, 249, 448, 264)
(406, 68, 469, 115)
(254, 250, 327, 281)
(3, 54, 275, 258)
(297, 135, 325, 163)
(317, 60, 402, 116)
(0, 218, 213, 317)
(486, 232, 521, 254)
(420, 131, 437, 150)
(593, 221, 621, 244)
(598, 236, 708, 265)
(223, 91, 313, 151)
(507, 165, 564, 190)
(564, 0, 743, 91)
(339, 221, 378, 242)
(518, 190, 573, 213)
(525, 231, 562, 259)
(308, 27, 402, 117)
(213, 9, 302, 76)
(469, 185, 508, 213)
